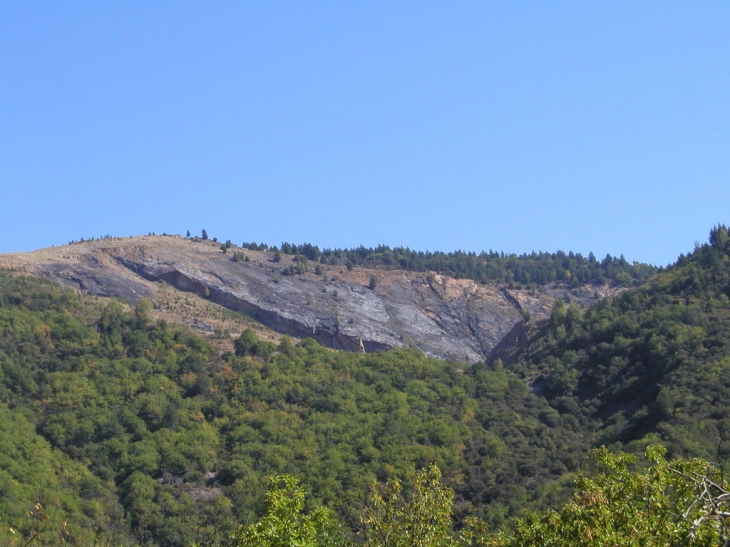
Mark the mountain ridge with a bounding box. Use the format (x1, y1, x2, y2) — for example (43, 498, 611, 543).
(1, 227, 729, 546)
(0, 235, 622, 362)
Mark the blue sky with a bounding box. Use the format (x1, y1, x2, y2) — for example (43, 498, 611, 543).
(2, 2, 728, 266)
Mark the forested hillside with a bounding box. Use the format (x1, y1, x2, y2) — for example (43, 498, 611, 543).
(0, 273, 584, 545)
(2, 226, 730, 546)
(511, 225, 730, 463)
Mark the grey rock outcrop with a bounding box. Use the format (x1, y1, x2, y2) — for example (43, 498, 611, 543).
(0, 236, 607, 363)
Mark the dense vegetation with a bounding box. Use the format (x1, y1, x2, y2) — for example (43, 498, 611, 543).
(0, 272, 586, 545)
(512, 225, 730, 464)
(235, 446, 730, 547)
(4, 225, 730, 546)
(238, 241, 659, 287)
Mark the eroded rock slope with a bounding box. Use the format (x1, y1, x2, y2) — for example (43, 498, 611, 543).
(0, 236, 611, 362)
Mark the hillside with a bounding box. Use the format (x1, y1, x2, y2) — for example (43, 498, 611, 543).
(0, 235, 624, 363)
(1, 229, 728, 546)
(509, 225, 730, 463)
(0, 271, 587, 545)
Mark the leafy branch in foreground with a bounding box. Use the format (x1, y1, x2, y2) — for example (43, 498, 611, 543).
(361, 464, 454, 547)
(234, 446, 730, 547)
(231, 474, 347, 547)
(487, 445, 730, 547)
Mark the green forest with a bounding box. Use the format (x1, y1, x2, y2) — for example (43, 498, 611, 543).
(510, 225, 730, 462)
(3, 226, 730, 546)
(239, 241, 659, 287)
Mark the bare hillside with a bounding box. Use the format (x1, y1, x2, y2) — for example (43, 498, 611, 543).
(0, 235, 616, 362)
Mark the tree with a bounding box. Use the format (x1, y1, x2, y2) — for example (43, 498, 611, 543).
(233, 474, 346, 547)
(549, 298, 566, 327)
(186, 230, 191, 238)
(296, 257, 310, 274)
(202, 229, 208, 241)
(234, 329, 273, 358)
(134, 298, 153, 328)
(488, 445, 730, 547)
(362, 464, 455, 547)
(709, 224, 729, 252)
(369, 275, 378, 290)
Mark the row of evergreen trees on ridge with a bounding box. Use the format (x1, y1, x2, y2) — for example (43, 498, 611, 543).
(232, 240, 659, 287)
(69, 229, 658, 287)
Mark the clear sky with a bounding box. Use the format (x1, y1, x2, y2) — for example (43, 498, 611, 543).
(2, 2, 728, 266)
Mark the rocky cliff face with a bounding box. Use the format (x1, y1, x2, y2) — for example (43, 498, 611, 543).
(0, 236, 614, 363)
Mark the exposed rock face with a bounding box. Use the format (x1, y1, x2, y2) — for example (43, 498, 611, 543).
(0, 236, 610, 363)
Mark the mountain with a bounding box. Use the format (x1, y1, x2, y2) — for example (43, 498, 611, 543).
(0, 235, 625, 363)
(0, 269, 586, 545)
(2, 229, 727, 546)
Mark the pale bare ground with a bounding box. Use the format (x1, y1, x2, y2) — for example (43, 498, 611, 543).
(0, 234, 427, 348)
(0, 235, 288, 348)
